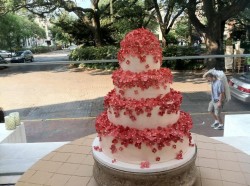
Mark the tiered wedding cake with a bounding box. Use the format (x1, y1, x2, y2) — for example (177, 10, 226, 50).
(94, 28, 194, 168)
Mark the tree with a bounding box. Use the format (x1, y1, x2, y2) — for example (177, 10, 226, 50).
(0, 0, 144, 46)
(187, 0, 250, 55)
(105, 0, 158, 42)
(234, 7, 250, 41)
(0, 13, 45, 50)
(50, 11, 115, 46)
(1, 0, 159, 47)
(147, 0, 188, 46)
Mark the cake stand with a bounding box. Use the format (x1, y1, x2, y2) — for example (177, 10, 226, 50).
(92, 137, 197, 186)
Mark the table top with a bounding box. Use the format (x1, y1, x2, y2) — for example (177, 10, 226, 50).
(16, 133, 250, 186)
(0, 122, 26, 143)
(224, 114, 250, 137)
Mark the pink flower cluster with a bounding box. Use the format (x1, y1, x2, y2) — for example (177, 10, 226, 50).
(112, 68, 172, 90)
(104, 89, 182, 121)
(96, 111, 193, 155)
(117, 28, 162, 65)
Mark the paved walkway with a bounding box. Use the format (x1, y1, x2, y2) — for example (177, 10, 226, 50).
(0, 66, 226, 142)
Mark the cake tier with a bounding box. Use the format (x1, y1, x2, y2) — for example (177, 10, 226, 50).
(119, 55, 161, 73)
(104, 89, 182, 129)
(95, 111, 194, 164)
(117, 28, 162, 73)
(112, 68, 172, 99)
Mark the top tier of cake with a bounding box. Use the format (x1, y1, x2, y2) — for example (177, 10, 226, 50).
(117, 28, 162, 73)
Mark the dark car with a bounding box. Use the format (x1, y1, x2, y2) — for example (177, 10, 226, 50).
(229, 72, 250, 102)
(0, 56, 7, 64)
(11, 50, 34, 63)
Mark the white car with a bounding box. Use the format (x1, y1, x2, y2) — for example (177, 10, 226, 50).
(0, 50, 12, 58)
(229, 72, 250, 102)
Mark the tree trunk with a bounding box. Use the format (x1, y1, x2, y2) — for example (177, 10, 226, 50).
(91, 1, 102, 47)
(160, 27, 167, 47)
(204, 20, 225, 69)
(92, 12, 102, 46)
(188, 17, 192, 46)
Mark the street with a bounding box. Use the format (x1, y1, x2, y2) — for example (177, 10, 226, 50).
(1, 50, 250, 142)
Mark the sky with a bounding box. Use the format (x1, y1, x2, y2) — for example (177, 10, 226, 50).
(76, 0, 91, 8)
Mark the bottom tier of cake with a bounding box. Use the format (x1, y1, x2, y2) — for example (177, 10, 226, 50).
(92, 137, 196, 172)
(100, 135, 190, 164)
(95, 111, 194, 165)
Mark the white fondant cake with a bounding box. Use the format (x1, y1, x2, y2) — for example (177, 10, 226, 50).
(94, 28, 194, 167)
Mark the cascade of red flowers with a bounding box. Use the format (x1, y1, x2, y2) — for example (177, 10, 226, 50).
(117, 28, 162, 65)
(112, 68, 172, 90)
(96, 111, 194, 153)
(104, 89, 182, 120)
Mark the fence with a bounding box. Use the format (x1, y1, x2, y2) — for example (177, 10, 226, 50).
(1, 54, 250, 73)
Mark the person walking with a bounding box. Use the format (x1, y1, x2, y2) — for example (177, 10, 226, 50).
(203, 69, 231, 130)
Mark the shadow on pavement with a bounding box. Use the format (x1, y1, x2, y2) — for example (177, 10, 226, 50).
(0, 65, 70, 77)
(5, 91, 250, 142)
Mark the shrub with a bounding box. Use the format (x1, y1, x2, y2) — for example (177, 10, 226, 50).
(23, 46, 56, 54)
(162, 45, 206, 70)
(69, 46, 119, 70)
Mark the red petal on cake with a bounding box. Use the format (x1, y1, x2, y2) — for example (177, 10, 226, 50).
(152, 148, 157, 153)
(156, 157, 161, 161)
(93, 146, 100, 151)
(176, 150, 183, 160)
(126, 60, 130, 64)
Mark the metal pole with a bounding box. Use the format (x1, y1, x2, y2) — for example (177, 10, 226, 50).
(110, 0, 113, 22)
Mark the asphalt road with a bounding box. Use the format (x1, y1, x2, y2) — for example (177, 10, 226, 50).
(1, 50, 250, 141)
(34, 49, 70, 62)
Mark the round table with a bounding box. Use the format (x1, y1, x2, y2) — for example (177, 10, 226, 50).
(16, 133, 250, 186)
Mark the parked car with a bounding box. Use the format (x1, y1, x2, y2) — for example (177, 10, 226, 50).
(0, 56, 7, 64)
(68, 45, 78, 51)
(11, 50, 34, 63)
(0, 50, 12, 58)
(229, 72, 250, 102)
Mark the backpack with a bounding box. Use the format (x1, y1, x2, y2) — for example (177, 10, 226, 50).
(203, 68, 231, 102)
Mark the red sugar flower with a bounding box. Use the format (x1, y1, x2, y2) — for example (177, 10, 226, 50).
(93, 146, 100, 151)
(140, 161, 150, 169)
(110, 144, 117, 154)
(152, 148, 157, 153)
(176, 150, 183, 160)
(156, 157, 161, 161)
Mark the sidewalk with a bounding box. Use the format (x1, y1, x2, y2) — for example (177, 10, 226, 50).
(0, 66, 224, 142)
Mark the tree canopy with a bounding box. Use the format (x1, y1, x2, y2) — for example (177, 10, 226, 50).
(0, 13, 45, 50)
(187, 0, 250, 54)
